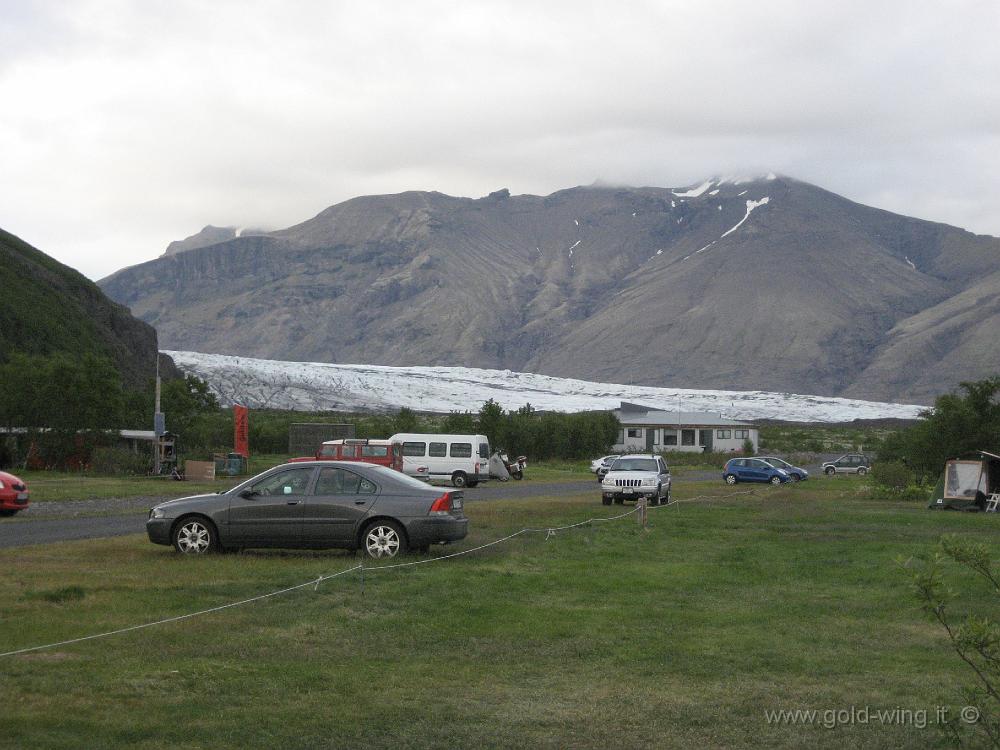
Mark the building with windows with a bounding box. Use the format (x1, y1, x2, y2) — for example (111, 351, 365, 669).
(611, 402, 758, 454)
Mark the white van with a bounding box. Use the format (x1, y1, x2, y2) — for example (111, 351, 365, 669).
(389, 433, 491, 487)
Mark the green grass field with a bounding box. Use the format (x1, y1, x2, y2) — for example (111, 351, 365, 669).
(2, 478, 998, 748)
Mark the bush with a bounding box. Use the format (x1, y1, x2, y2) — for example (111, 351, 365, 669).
(88, 446, 153, 476)
(872, 461, 913, 492)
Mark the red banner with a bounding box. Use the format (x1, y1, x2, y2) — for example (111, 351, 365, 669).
(234, 404, 249, 458)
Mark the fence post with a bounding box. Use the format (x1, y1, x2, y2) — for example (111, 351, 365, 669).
(637, 497, 647, 528)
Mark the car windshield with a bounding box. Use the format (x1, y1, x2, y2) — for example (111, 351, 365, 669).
(611, 458, 659, 472)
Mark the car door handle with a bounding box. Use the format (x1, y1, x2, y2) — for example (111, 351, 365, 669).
(355, 500, 367, 505)
(286, 500, 302, 505)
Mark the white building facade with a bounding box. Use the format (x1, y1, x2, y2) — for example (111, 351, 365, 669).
(611, 402, 759, 454)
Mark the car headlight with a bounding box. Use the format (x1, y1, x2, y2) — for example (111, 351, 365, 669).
(641, 477, 657, 486)
(149, 507, 166, 519)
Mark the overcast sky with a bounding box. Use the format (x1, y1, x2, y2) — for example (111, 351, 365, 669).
(2, 0, 999, 280)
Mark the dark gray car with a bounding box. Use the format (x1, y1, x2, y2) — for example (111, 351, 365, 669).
(146, 461, 468, 558)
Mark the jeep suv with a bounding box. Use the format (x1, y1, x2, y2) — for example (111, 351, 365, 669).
(601, 454, 671, 506)
(822, 454, 871, 476)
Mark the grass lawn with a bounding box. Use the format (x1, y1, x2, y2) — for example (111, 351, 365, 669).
(2, 478, 998, 748)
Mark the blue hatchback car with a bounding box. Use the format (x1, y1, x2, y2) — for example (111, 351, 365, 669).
(723, 458, 792, 485)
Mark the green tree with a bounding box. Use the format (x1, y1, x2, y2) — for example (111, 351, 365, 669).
(477, 399, 505, 448)
(442, 411, 475, 434)
(160, 375, 220, 436)
(881, 376, 1000, 480)
(393, 407, 419, 433)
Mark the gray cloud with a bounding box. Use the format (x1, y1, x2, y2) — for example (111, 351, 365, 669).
(2, 0, 998, 280)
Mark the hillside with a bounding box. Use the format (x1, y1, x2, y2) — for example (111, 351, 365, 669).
(99, 176, 1000, 403)
(0, 227, 170, 388)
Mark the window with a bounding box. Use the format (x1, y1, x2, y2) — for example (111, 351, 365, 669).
(360, 445, 388, 457)
(627, 428, 641, 438)
(318, 445, 339, 458)
(716, 429, 731, 440)
(315, 467, 376, 495)
(251, 468, 314, 496)
(479, 443, 490, 458)
(734, 429, 749, 440)
(450, 443, 472, 458)
(681, 429, 695, 446)
(663, 432, 678, 446)
(402, 442, 426, 457)
(428, 442, 447, 457)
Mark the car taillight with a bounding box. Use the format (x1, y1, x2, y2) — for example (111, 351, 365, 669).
(429, 492, 452, 514)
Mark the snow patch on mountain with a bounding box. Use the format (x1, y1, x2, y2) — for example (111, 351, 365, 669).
(165, 351, 925, 423)
(672, 180, 714, 198)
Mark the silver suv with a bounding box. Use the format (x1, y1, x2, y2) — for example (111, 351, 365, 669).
(601, 454, 671, 506)
(822, 453, 872, 476)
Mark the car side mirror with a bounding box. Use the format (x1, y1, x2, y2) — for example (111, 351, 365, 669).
(239, 489, 259, 499)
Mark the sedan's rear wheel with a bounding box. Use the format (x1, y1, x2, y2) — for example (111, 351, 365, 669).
(363, 521, 407, 559)
(857, 467, 868, 476)
(724, 474, 738, 485)
(172, 517, 220, 554)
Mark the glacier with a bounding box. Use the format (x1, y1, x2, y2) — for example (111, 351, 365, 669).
(165, 351, 927, 423)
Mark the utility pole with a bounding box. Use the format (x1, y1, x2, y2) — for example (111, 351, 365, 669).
(153, 355, 163, 474)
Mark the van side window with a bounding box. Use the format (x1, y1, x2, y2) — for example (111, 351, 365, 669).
(360, 445, 388, 457)
(318, 445, 338, 458)
(402, 442, 426, 457)
(479, 443, 490, 458)
(450, 443, 472, 458)
(429, 442, 447, 457)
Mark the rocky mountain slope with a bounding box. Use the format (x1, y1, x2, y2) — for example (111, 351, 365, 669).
(0, 227, 170, 388)
(99, 176, 1000, 403)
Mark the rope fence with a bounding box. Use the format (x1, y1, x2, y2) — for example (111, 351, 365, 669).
(1, 487, 758, 659)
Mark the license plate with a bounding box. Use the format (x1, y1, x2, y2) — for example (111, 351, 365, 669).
(453, 498, 463, 509)
(623, 488, 634, 494)
(16, 492, 28, 502)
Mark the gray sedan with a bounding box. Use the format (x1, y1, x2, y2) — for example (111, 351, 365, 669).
(146, 461, 468, 558)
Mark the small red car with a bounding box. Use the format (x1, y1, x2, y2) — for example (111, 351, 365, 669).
(0, 470, 30, 516)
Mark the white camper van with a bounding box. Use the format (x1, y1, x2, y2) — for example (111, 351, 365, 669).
(389, 433, 491, 487)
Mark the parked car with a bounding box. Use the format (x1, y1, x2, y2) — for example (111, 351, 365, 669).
(146, 461, 468, 558)
(822, 454, 872, 476)
(0, 471, 30, 516)
(722, 458, 791, 485)
(757, 456, 809, 481)
(289, 438, 404, 472)
(601, 454, 671, 506)
(593, 455, 620, 482)
(590, 455, 618, 473)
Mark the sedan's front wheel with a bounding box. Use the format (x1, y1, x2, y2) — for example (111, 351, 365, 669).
(724, 474, 738, 485)
(363, 521, 407, 559)
(172, 517, 220, 554)
(770, 475, 782, 485)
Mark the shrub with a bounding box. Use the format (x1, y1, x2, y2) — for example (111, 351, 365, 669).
(872, 461, 913, 493)
(88, 446, 152, 476)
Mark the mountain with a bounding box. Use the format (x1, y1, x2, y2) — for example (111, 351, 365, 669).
(98, 176, 1000, 403)
(164, 225, 268, 256)
(0, 227, 171, 388)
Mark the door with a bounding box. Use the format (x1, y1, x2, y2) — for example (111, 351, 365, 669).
(300, 467, 379, 544)
(646, 429, 655, 451)
(699, 430, 713, 451)
(227, 467, 315, 544)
